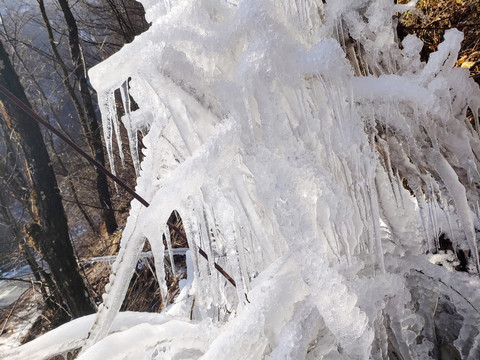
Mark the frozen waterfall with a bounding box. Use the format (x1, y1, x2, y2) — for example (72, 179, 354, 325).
(7, 0, 480, 359)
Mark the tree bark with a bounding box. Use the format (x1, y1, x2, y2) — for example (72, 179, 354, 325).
(0, 187, 57, 310)
(0, 39, 95, 317)
(39, 0, 118, 235)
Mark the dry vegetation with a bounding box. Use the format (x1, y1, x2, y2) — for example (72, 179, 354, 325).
(398, 0, 480, 84)
(72, 211, 188, 314)
(0, 211, 188, 344)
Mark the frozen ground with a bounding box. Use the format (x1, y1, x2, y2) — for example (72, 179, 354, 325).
(0, 288, 42, 352)
(0, 264, 32, 309)
(0, 263, 42, 352)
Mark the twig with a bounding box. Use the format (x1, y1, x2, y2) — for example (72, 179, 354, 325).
(38, 314, 51, 324)
(0, 276, 42, 285)
(405, 21, 480, 31)
(189, 297, 195, 320)
(0, 288, 25, 335)
(413, 269, 480, 316)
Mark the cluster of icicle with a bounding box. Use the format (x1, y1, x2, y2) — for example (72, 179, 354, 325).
(79, 0, 480, 359)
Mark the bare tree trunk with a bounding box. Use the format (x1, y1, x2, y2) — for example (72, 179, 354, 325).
(0, 187, 56, 309)
(0, 39, 95, 317)
(38, 0, 118, 235)
(45, 131, 98, 234)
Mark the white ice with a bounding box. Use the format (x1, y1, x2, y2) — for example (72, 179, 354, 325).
(6, 0, 480, 359)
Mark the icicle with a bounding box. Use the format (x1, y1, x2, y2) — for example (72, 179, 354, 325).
(428, 149, 480, 272)
(147, 233, 168, 303)
(111, 93, 125, 168)
(443, 206, 456, 252)
(120, 80, 141, 176)
(378, 137, 401, 207)
(196, 199, 218, 307)
(164, 224, 176, 278)
(426, 195, 439, 250)
(179, 206, 203, 314)
(163, 0, 171, 12)
(417, 191, 434, 253)
(82, 208, 148, 352)
(215, 198, 248, 307)
(97, 90, 117, 177)
(368, 172, 385, 273)
(395, 169, 406, 210)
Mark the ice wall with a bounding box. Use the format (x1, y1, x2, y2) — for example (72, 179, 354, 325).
(79, 0, 480, 359)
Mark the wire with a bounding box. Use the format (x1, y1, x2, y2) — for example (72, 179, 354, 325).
(0, 83, 244, 295)
(0, 83, 149, 207)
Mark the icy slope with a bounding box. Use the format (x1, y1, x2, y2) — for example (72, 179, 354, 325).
(7, 0, 480, 359)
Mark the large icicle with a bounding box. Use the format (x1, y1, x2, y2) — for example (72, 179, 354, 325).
(427, 149, 480, 272)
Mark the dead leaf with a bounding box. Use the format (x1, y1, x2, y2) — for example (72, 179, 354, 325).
(456, 55, 468, 67)
(461, 61, 476, 69)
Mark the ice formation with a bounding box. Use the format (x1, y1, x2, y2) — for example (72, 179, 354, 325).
(6, 0, 480, 359)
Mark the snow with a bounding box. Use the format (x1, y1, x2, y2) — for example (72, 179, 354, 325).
(0, 263, 42, 353)
(0, 265, 33, 308)
(0, 290, 42, 351)
(1, 311, 186, 360)
(7, 0, 480, 359)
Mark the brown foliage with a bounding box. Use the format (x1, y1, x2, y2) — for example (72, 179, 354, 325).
(398, 0, 480, 84)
